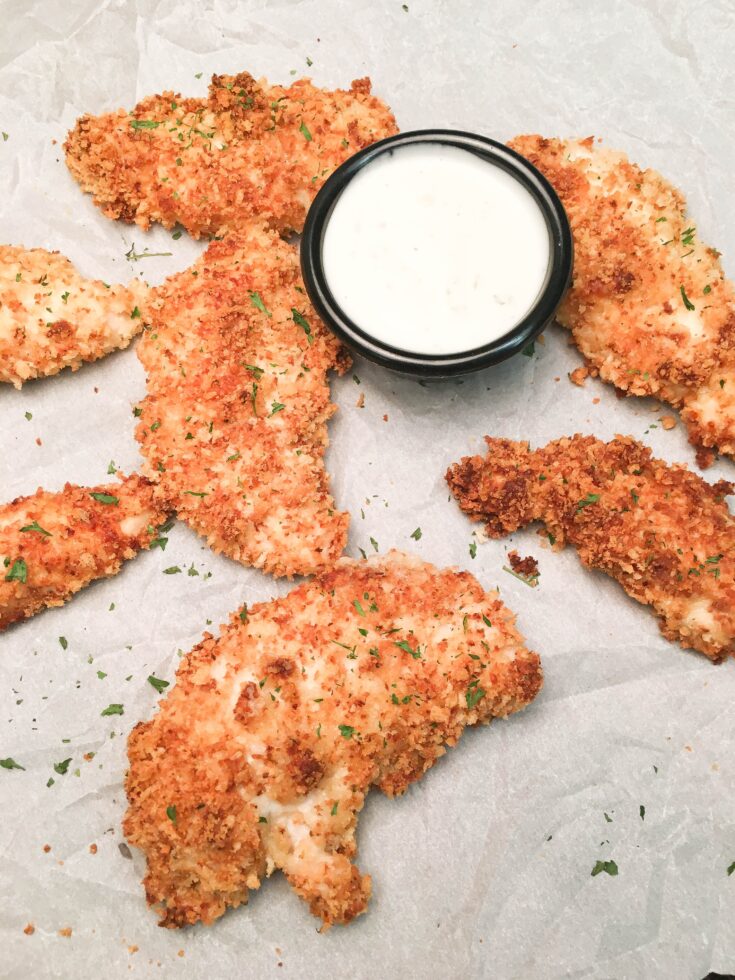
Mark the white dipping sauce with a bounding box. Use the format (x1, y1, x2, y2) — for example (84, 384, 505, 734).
(322, 143, 551, 355)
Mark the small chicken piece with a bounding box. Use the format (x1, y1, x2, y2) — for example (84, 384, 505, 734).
(0, 245, 147, 387)
(136, 223, 349, 578)
(64, 72, 397, 239)
(447, 434, 735, 662)
(124, 551, 542, 929)
(509, 136, 735, 462)
(0, 474, 168, 629)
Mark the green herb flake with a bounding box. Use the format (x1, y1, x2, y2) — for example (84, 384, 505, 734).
(354, 599, 366, 617)
(465, 679, 486, 709)
(410, 527, 422, 541)
(53, 758, 72, 775)
(269, 402, 286, 417)
(331, 802, 338, 815)
(703, 284, 712, 295)
(639, 804, 645, 821)
(680, 285, 695, 311)
(183, 490, 208, 497)
(89, 492, 119, 506)
(338, 724, 356, 739)
(19, 520, 51, 536)
(482, 614, 492, 628)
(0, 757, 25, 771)
(591, 859, 618, 877)
(4, 558, 27, 584)
(469, 541, 477, 559)
(728, 861, 735, 877)
(24, 411, 32, 421)
(172, 230, 182, 240)
(148, 675, 169, 694)
(166, 804, 177, 823)
(163, 566, 182, 575)
(130, 119, 161, 130)
(1, 132, 8, 142)
(101, 703, 124, 716)
(395, 639, 421, 659)
(370, 536, 379, 552)
(521, 342, 535, 357)
(58, 636, 68, 650)
(292, 308, 312, 342)
(576, 493, 600, 512)
(97, 670, 107, 679)
(299, 121, 313, 141)
(249, 290, 272, 317)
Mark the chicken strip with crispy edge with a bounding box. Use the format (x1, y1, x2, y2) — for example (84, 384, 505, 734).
(124, 551, 542, 929)
(509, 136, 735, 466)
(0, 245, 147, 387)
(64, 72, 397, 239)
(447, 433, 735, 662)
(0, 474, 169, 630)
(135, 223, 350, 578)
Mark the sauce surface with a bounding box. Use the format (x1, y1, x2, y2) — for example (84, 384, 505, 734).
(322, 143, 551, 355)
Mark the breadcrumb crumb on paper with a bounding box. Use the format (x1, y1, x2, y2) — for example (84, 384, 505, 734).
(124, 552, 541, 930)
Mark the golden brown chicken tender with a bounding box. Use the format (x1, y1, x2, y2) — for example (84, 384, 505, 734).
(509, 136, 735, 464)
(0, 245, 146, 387)
(64, 72, 397, 238)
(447, 433, 735, 662)
(0, 474, 168, 629)
(124, 551, 542, 929)
(135, 223, 349, 578)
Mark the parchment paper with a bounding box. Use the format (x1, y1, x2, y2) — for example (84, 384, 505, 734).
(2, 2, 735, 977)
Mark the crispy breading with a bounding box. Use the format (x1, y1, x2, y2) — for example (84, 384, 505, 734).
(0, 474, 168, 629)
(135, 223, 349, 578)
(124, 551, 542, 929)
(447, 433, 735, 662)
(0, 245, 146, 387)
(64, 72, 397, 238)
(509, 136, 735, 461)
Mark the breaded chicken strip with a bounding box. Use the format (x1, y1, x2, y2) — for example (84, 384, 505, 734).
(447, 434, 735, 662)
(0, 245, 146, 387)
(64, 72, 397, 238)
(124, 551, 542, 929)
(0, 474, 168, 629)
(509, 136, 735, 463)
(136, 223, 349, 578)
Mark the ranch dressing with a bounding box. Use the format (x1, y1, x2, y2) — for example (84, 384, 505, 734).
(322, 143, 551, 355)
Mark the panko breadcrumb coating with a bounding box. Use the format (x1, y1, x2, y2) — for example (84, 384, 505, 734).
(124, 551, 542, 929)
(64, 72, 397, 238)
(0, 474, 168, 629)
(509, 136, 735, 462)
(0, 245, 146, 387)
(136, 223, 349, 578)
(447, 433, 735, 662)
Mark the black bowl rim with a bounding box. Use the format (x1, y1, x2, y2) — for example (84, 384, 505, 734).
(300, 129, 573, 378)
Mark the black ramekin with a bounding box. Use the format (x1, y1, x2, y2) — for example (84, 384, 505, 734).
(300, 129, 573, 379)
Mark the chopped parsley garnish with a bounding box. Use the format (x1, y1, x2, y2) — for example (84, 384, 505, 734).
(353, 599, 366, 616)
(101, 703, 124, 716)
(576, 493, 600, 511)
(269, 402, 286, 416)
(148, 675, 169, 693)
(61, 291, 69, 303)
(24, 411, 32, 421)
(370, 537, 379, 552)
(410, 527, 422, 541)
(166, 805, 177, 823)
(728, 861, 735, 877)
(680, 285, 695, 311)
(249, 291, 271, 317)
(338, 724, 356, 739)
(681, 226, 696, 246)
(394, 639, 421, 659)
(53, 758, 72, 775)
(163, 566, 182, 575)
(183, 490, 208, 497)
(97, 670, 107, 680)
(705, 554, 723, 564)
(172, 230, 182, 240)
(299, 121, 313, 141)
(639, 804, 645, 820)
(20, 521, 51, 536)
(130, 119, 161, 129)
(482, 615, 492, 628)
(292, 308, 312, 343)
(331, 802, 338, 815)
(469, 541, 477, 559)
(703, 284, 712, 295)
(5, 558, 27, 583)
(0, 758, 25, 771)
(89, 492, 119, 506)
(521, 342, 535, 357)
(58, 636, 68, 650)
(591, 859, 618, 877)
(465, 679, 485, 709)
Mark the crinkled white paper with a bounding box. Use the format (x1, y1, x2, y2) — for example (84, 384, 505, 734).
(2, 2, 735, 977)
